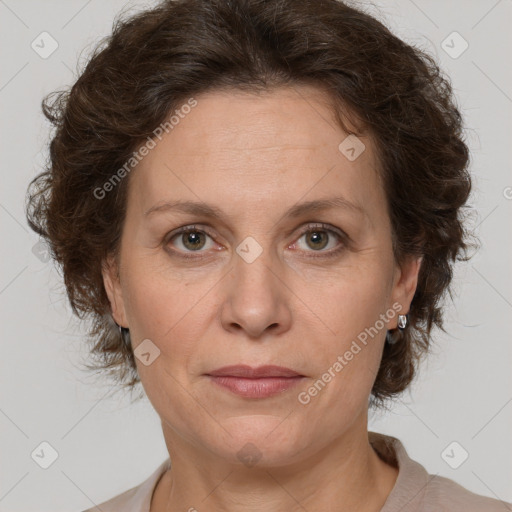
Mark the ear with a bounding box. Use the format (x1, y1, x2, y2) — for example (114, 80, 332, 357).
(101, 254, 129, 328)
(389, 255, 423, 328)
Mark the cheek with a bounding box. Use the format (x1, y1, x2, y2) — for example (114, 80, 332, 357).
(297, 265, 391, 345)
(121, 262, 221, 385)
(121, 255, 209, 339)
(122, 269, 212, 423)
(293, 263, 391, 403)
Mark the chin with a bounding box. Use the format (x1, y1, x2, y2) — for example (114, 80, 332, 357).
(206, 415, 310, 468)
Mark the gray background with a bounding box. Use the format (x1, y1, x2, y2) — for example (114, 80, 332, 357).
(1, 0, 511, 510)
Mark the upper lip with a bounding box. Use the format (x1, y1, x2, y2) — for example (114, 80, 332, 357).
(206, 365, 303, 378)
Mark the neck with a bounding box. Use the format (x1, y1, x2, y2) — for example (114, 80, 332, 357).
(150, 423, 398, 512)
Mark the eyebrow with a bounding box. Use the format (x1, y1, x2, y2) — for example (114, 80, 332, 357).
(143, 196, 366, 221)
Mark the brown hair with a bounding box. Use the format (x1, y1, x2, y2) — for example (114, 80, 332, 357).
(25, 0, 476, 407)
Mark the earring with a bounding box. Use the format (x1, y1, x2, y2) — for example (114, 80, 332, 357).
(385, 313, 408, 344)
(116, 323, 131, 350)
(397, 313, 408, 330)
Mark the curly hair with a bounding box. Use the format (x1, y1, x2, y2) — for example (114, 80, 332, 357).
(25, 0, 476, 406)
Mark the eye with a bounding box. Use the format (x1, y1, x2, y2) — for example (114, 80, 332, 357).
(164, 223, 347, 260)
(292, 223, 346, 257)
(166, 225, 216, 257)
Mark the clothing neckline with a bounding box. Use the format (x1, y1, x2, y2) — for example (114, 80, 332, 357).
(368, 431, 430, 511)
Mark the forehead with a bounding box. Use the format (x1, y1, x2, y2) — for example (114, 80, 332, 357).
(127, 85, 384, 223)
(159, 85, 356, 155)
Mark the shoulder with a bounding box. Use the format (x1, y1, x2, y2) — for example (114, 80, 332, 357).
(423, 472, 511, 511)
(79, 458, 171, 512)
(81, 485, 140, 512)
(368, 431, 511, 512)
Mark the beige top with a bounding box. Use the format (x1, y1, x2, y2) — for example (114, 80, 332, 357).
(82, 431, 510, 511)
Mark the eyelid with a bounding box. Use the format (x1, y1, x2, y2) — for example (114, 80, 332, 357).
(165, 224, 216, 246)
(295, 222, 346, 241)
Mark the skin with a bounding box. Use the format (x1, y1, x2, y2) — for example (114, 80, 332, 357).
(102, 84, 422, 512)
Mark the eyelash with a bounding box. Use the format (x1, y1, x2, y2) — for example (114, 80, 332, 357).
(164, 223, 348, 261)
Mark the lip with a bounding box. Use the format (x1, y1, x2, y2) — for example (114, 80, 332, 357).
(206, 365, 305, 399)
(207, 365, 303, 378)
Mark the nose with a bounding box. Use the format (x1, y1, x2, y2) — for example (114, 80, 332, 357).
(219, 246, 293, 340)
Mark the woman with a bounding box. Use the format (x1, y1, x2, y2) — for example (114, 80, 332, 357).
(25, 0, 510, 510)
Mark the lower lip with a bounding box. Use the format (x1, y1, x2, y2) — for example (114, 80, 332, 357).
(208, 376, 304, 398)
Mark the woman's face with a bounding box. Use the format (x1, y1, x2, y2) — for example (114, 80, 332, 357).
(103, 85, 421, 467)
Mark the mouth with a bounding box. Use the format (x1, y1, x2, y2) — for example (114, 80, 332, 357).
(205, 365, 305, 399)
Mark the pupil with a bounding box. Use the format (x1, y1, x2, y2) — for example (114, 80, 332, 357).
(185, 232, 203, 250)
(309, 231, 327, 250)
